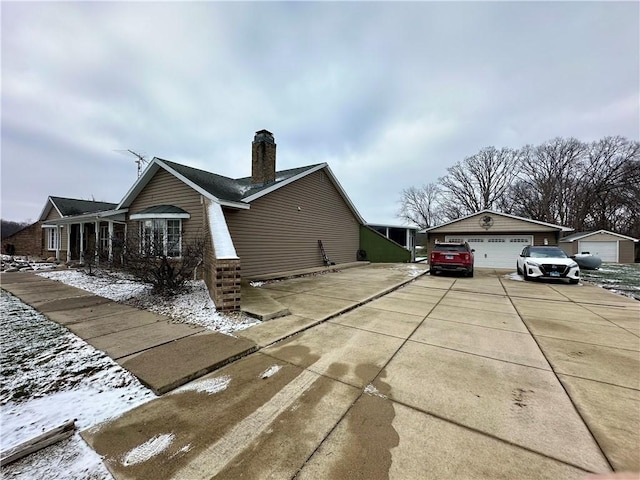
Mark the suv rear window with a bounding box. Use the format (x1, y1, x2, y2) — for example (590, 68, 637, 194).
(434, 243, 469, 252)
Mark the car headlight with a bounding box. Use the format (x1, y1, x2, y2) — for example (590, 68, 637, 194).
(569, 261, 578, 268)
(525, 260, 540, 267)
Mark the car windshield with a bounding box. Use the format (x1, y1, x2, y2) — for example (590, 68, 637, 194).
(528, 247, 567, 259)
(434, 244, 467, 252)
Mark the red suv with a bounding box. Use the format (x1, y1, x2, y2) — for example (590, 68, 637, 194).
(429, 242, 475, 277)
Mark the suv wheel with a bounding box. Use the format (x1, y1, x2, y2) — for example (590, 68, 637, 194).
(516, 263, 522, 275)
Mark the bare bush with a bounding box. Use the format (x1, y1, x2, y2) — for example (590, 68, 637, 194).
(120, 230, 204, 296)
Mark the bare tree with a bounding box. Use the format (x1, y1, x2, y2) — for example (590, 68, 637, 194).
(397, 183, 443, 229)
(582, 136, 640, 234)
(120, 229, 204, 296)
(439, 146, 522, 216)
(509, 138, 586, 226)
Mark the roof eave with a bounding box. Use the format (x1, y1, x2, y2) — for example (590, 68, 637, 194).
(241, 163, 365, 224)
(424, 209, 573, 232)
(42, 209, 128, 225)
(561, 229, 639, 242)
(241, 164, 326, 203)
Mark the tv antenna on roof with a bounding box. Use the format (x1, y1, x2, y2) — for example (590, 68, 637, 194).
(114, 149, 149, 177)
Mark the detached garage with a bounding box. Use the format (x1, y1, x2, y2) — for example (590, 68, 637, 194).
(424, 210, 572, 269)
(559, 230, 638, 263)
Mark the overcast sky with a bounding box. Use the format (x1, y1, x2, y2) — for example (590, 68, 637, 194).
(2, 1, 638, 225)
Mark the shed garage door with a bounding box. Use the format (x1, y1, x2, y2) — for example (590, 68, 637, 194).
(578, 241, 618, 262)
(446, 235, 532, 269)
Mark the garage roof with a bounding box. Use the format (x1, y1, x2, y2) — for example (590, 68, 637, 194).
(423, 210, 573, 233)
(560, 230, 639, 242)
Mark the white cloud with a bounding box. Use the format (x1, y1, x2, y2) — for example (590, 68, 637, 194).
(1, 1, 638, 224)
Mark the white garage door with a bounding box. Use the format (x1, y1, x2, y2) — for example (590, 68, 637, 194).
(446, 235, 532, 269)
(578, 241, 618, 262)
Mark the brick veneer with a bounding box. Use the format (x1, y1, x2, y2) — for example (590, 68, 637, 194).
(211, 259, 241, 312)
(3, 222, 44, 257)
(203, 202, 242, 312)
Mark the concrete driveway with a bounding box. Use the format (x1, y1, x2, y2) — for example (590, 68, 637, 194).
(82, 265, 639, 479)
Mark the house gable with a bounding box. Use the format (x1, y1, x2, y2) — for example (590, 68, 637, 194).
(425, 210, 570, 234)
(560, 230, 639, 243)
(223, 168, 361, 277)
(127, 168, 205, 245)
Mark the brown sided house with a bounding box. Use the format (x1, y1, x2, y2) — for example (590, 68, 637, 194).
(114, 129, 366, 310)
(424, 210, 573, 269)
(4, 196, 119, 261)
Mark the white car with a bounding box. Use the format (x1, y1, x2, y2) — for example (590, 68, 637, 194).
(516, 245, 580, 284)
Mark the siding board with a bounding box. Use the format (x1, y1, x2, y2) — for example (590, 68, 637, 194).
(224, 169, 360, 277)
(128, 169, 205, 244)
(431, 214, 559, 233)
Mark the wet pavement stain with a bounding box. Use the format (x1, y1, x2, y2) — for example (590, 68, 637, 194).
(326, 366, 399, 480)
(213, 363, 356, 479)
(83, 352, 321, 479)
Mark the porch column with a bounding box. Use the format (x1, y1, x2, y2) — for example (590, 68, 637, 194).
(66, 225, 71, 262)
(94, 221, 100, 264)
(108, 221, 114, 263)
(80, 223, 85, 263)
(56, 225, 61, 261)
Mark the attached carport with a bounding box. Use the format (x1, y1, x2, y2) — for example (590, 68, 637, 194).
(559, 230, 638, 263)
(424, 210, 573, 269)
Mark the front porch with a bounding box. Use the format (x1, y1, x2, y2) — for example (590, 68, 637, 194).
(43, 211, 127, 264)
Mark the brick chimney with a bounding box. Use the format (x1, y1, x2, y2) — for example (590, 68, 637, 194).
(251, 129, 276, 186)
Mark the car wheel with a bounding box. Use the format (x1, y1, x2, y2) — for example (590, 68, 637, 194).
(468, 268, 474, 278)
(569, 279, 579, 284)
(523, 268, 530, 281)
(516, 263, 522, 275)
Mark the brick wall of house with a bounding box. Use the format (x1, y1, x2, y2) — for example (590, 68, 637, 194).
(3, 222, 44, 257)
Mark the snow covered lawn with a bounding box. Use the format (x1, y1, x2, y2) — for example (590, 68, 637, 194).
(37, 270, 260, 334)
(1, 291, 154, 479)
(1, 269, 260, 478)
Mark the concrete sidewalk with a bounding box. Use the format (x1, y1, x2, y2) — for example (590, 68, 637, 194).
(81, 267, 639, 479)
(0, 272, 256, 395)
(0, 263, 426, 394)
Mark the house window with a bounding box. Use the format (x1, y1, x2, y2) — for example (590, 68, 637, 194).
(46, 228, 60, 251)
(100, 225, 109, 251)
(140, 219, 182, 257)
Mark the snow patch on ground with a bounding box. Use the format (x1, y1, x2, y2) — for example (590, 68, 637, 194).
(121, 433, 175, 466)
(364, 384, 386, 398)
(173, 375, 231, 395)
(37, 270, 260, 335)
(1, 291, 155, 479)
(260, 365, 282, 379)
(394, 264, 428, 278)
(504, 272, 524, 282)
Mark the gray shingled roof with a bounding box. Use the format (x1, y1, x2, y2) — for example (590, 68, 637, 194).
(158, 159, 322, 202)
(560, 231, 594, 242)
(51, 197, 118, 216)
(135, 205, 189, 215)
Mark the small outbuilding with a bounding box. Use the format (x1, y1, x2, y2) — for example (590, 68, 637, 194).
(423, 210, 573, 269)
(559, 230, 638, 263)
